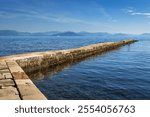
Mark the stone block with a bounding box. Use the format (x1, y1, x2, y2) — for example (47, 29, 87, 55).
(15, 79, 34, 85)
(0, 95, 20, 100)
(1, 72, 12, 79)
(7, 61, 29, 79)
(16, 82, 47, 100)
(8, 65, 24, 73)
(0, 69, 10, 73)
(0, 86, 20, 100)
(0, 61, 7, 66)
(4, 73, 13, 79)
(12, 72, 29, 79)
(0, 79, 15, 87)
(0, 66, 7, 70)
(0, 61, 8, 69)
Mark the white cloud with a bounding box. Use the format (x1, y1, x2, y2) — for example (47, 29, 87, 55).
(131, 12, 150, 16)
(123, 7, 150, 18)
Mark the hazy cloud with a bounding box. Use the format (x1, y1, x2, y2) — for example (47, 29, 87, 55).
(0, 8, 88, 24)
(123, 7, 150, 18)
(0, 8, 111, 30)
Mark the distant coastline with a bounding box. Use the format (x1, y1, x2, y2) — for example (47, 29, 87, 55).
(0, 30, 150, 39)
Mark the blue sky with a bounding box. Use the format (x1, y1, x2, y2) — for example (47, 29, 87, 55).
(0, 0, 150, 34)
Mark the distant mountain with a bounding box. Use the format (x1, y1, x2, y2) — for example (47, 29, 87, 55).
(51, 31, 81, 36)
(0, 30, 149, 38)
(0, 30, 60, 36)
(0, 30, 21, 36)
(0, 30, 32, 36)
(78, 32, 110, 36)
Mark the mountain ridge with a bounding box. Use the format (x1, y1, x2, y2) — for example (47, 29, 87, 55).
(0, 30, 149, 37)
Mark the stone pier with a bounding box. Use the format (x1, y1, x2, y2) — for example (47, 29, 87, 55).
(0, 39, 137, 100)
(0, 60, 47, 100)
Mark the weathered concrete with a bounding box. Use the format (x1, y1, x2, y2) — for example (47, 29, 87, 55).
(0, 61, 21, 100)
(0, 39, 137, 100)
(0, 79, 15, 87)
(7, 61, 47, 100)
(0, 60, 47, 100)
(0, 86, 20, 100)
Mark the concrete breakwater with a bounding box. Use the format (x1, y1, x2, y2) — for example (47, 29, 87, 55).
(0, 40, 137, 73)
(0, 39, 137, 100)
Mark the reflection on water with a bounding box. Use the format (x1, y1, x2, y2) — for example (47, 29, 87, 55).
(27, 62, 72, 81)
(127, 45, 131, 52)
(27, 48, 121, 81)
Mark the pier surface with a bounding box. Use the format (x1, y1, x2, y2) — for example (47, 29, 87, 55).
(0, 40, 137, 100)
(0, 60, 47, 100)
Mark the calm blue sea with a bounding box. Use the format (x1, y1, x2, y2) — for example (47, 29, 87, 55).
(0, 36, 150, 99)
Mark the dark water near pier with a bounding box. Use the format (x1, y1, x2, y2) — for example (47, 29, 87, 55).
(0, 36, 150, 99)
